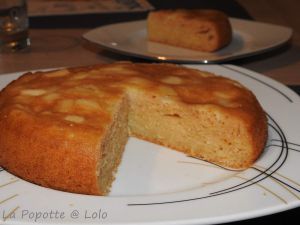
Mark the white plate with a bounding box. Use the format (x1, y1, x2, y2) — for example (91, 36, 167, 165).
(0, 65, 300, 224)
(83, 19, 293, 63)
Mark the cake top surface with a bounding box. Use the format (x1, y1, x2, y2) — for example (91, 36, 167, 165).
(0, 62, 258, 130)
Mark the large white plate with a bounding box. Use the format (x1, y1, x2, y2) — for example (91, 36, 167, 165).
(83, 19, 293, 63)
(0, 65, 300, 224)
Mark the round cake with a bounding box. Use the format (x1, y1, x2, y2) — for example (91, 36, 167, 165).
(0, 62, 267, 195)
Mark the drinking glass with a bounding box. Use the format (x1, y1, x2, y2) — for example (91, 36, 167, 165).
(0, 0, 30, 52)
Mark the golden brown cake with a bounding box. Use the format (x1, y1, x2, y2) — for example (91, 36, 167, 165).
(147, 9, 232, 52)
(0, 62, 267, 195)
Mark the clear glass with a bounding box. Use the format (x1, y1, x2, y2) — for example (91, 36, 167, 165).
(0, 0, 30, 52)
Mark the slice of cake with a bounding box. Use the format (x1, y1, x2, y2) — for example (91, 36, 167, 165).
(0, 62, 267, 195)
(147, 9, 232, 52)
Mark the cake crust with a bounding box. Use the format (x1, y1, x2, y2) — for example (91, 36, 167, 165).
(0, 62, 267, 195)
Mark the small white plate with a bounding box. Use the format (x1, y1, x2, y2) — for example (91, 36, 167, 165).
(0, 65, 300, 224)
(83, 19, 293, 63)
